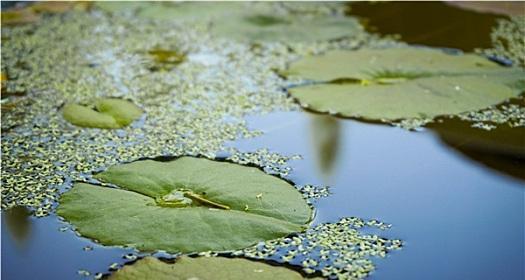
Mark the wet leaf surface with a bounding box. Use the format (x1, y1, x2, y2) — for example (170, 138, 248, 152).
(57, 157, 312, 253)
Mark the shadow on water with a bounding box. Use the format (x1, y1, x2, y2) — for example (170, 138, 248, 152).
(309, 114, 341, 184)
(1, 213, 135, 280)
(347, 1, 508, 51)
(4, 206, 32, 249)
(230, 111, 524, 280)
(429, 117, 525, 182)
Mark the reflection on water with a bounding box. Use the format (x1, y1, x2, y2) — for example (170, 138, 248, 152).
(1, 213, 135, 279)
(309, 114, 341, 184)
(232, 111, 524, 280)
(429, 117, 525, 181)
(348, 1, 506, 51)
(4, 206, 32, 248)
(2, 2, 523, 279)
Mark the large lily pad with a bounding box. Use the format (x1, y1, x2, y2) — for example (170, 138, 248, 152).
(57, 157, 311, 253)
(109, 256, 313, 280)
(62, 98, 142, 129)
(212, 14, 362, 43)
(287, 48, 525, 120)
(96, 2, 361, 42)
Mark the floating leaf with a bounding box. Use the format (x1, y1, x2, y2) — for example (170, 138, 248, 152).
(110, 256, 313, 280)
(287, 48, 525, 120)
(95, 2, 361, 42)
(57, 157, 312, 253)
(95, 2, 244, 21)
(62, 98, 142, 129)
(213, 14, 362, 42)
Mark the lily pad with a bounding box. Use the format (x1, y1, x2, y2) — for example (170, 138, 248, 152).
(95, 2, 361, 42)
(95, 1, 240, 21)
(213, 14, 362, 42)
(62, 98, 142, 129)
(57, 157, 312, 253)
(109, 256, 313, 280)
(287, 48, 525, 121)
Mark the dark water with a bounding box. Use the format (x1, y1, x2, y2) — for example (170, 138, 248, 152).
(348, 1, 506, 51)
(2, 2, 524, 280)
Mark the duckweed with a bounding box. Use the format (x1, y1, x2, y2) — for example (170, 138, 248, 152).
(1, 4, 407, 278)
(235, 217, 402, 280)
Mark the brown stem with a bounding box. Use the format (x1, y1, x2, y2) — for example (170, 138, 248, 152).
(184, 192, 230, 210)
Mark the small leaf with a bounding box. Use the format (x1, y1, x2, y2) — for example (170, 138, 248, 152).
(62, 98, 142, 129)
(57, 157, 312, 253)
(109, 256, 315, 280)
(148, 49, 185, 65)
(147, 48, 186, 71)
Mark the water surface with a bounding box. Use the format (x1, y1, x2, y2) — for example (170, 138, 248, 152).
(231, 111, 524, 280)
(2, 2, 524, 280)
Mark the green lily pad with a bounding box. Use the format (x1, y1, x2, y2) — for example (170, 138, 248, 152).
(95, 2, 361, 42)
(62, 98, 142, 129)
(95, 1, 241, 21)
(287, 48, 525, 121)
(213, 14, 362, 42)
(57, 157, 312, 253)
(109, 256, 313, 280)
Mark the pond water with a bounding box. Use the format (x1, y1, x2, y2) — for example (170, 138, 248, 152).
(348, 1, 506, 51)
(2, 2, 524, 280)
(3, 109, 523, 279)
(232, 111, 524, 280)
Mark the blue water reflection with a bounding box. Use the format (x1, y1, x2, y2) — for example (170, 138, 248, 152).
(229, 111, 524, 280)
(1, 214, 134, 279)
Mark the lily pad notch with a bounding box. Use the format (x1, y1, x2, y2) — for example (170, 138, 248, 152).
(62, 98, 143, 129)
(57, 156, 313, 253)
(286, 47, 525, 121)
